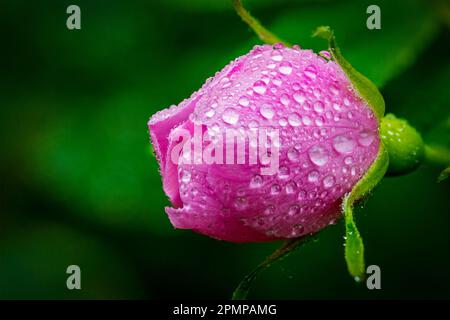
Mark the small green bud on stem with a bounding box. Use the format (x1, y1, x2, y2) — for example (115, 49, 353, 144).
(380, 114, 425, 176)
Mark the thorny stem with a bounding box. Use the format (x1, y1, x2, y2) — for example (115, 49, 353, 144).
(232, 236, 312, 300)
(232, 0, 290, 46)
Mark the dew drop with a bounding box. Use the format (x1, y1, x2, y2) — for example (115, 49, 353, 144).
(358, 129, 376, 147)
(288, 205, 300, 216)
(315, 116, 324, 126)
(248, 120, 259, 128)
(250, 174, 263, 188)
(271, 50, 283, 61)
(180, 170, 191, 183)
(253, 80, 267, 94)
(278, 62, 293, 75)
(272, 77, 282, 86)
(280, 94, 290, 106)
(260, 103, 275, 119)
(308, 170, 320, 183)
(298, 189, 307, 200)
(308, 145, 329, 166)
(293, 92, 306, 104)
(292, 224, 304, 235)
(264, 205, 275, 215)
(285, 181, 297, 194)
(238, 96, 249, 107)
(205, 109, 215, 118)
(323, 175, 335, 188)
(343, 98, 351, 107)
(344, 156, 353, 165)
(332, 103, 342, 111)
(329, 85, 339, 96)
(333, 135, 356, 153)
(278, 166, 290, 179)
(288, 113, 302, 127)
(287, 147, 299, 161)
(271, 184, 282, 195)
(309, 191, 318, 199)
(235, 197, 248, 210)
(302, 115, 312, 126)
(222, 108, 239, 125)
(313, 101, 324, 113)
(304, 66, 317, 80)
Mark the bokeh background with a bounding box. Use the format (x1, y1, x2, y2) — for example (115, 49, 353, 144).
(1, 0, 449, 299)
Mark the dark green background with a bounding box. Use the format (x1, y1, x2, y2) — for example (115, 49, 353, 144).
(0, 0, 449, 299)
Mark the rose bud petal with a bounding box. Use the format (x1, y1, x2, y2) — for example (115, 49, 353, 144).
(148, 44, 379, 243)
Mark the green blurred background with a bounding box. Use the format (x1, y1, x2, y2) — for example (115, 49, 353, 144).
(0, 0, 449, 299)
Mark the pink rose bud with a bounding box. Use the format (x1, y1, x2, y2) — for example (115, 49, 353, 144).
(148, 44, 379, 243)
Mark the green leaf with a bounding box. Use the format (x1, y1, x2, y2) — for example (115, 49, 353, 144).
(232, 236, 311, 300)
(343, 143, 389, 280)
(313, 26, 385, 120)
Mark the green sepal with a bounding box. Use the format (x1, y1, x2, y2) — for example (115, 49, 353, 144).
(313, 26, 385, 120)
(343, 143, 389, 281)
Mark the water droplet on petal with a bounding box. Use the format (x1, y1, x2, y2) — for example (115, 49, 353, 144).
(333, 135, 356, 153)
(287, 147, 299, 161)
(304, 65, 317, 80)
(308, 145, 329, 166)
(271, 50, 283, 61)
(329, 85, 339, 96)
(285, 181, 297, 194)
(288, 113, 302, 127)
(235, 197, 248, 210)
(288, 205, 300, 216)
(313, 101, 324, 113)
(260, 103, 275, 119)
(323, 175, 335, 188)
(253, 80, 267, 94)
(292, 224, 304, 235)
(250, 174, 263, 188)
(272, 77, 282, 86)
(358, 129, 376, 147)
(238, 96, 249, 107)
(278, 118, 287, 126)
(248, 120, 259, 129)
(315, 116, 324, 126)
(271, 184, 282, 195)
(344, 156, 353, 165)
(308, 170, 320, 183)
(278, 166, 290, 179)
(280, 94, 290, 106)
(302, 115, 312, 126)
(205, 109, 215, 118)
(343, 98, 351, 107)
(298, 189, 307, 200)
(264, 205, 275, 215)
(278, 62, 292, 75)
(180, 170, 191, 183)
(293, 91, 306, 104)
(222, 108, 239, 125)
